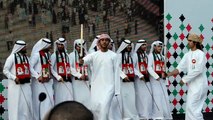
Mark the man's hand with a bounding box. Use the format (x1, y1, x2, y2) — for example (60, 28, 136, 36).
(15, 78, 20, 84)
(180, 80, 184, 85)
(161, 72, 167, 79)
(123, 77, 130, 82)
(80, 75, 86, 80)
(166, 72, 172, 77)
(38, 76, 43, 83)
(59, 77, 64, 82)
(140, 77, 145, 81)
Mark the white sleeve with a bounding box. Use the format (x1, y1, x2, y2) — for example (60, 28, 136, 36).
(182, 52, 206, 83)
(114, 55, 121, 95)
(120, 70, 127, 79)
(69, 52, 75, 68)
(70, 66, 82, 78)
(176, 54, 188, 73)
(50, 53, 62, 81)
(69, 52, 82, 78)
(3, 55, 16, 80)
(132, 53, 144, 78)
(30, 53, 41, 77)
(28, 56, 40, 79)
(147, 53, 160, 79)
(83, 53, 93, 65)
(117, 54, 127, 79)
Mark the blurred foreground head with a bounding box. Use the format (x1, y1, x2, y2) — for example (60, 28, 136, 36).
(46, 101, 93, 120)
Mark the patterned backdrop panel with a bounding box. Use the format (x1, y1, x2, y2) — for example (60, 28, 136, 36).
(165, 0, 213, 114)
(1, 0, 213, 120)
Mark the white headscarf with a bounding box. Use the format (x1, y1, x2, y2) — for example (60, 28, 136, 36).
(116, 39, 134, 54)
(73, 39, 88, 54)
(134, 39, 147, 52)
(88, 35, 100, 52)
(31, 38, 52, 56)
(11, 40, 26, 54)
(53, 38, 67, 52)
(149, 40, 163, 55)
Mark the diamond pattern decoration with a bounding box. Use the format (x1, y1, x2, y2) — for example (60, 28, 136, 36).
(173, 33, 178, 40)
(186, 24, 192, 32)
(179, 72, 184, 78)
(179, 89, 185, 97)
(200, 34, 204, 41)
(199, 24, 205, 32)
(179, 42, 185, 50)
(172, 80, 178, 87)
(166, 32, 172, 40)
(172, 61, 178, 68)
(0, 105, 5, 115)
(206, 62, 210, 69)
(166, 23, 172, 30)
(179, 14, 185, 22)
(172, 89, 178, 97)
(172, 42, 178, 50)
(179, 52, 184, 59)
(167, 51, 172, 59)
(173, 52, 178, 59)
(206, 98, 210, 105)
(166, 13, 172, 21)
(172, 99, 178, 106)
(179, 98, 184, 106)
(206, 52, 211, 60)
(167, 42, 172, 50)
(0, 84, 5, 93)
(167, 61, 171, 68)
(179, 33, 185, 41)
(205, 107, 210, 112)
(179, 24, 185, 31)
(0, 95, 5, 104)
(172, 108, 178, 114)
(205, 44, 211, 51)
(206, 71, 210, 78)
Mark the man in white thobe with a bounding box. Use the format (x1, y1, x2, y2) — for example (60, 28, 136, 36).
(30, 38, 56, 120)
(147, 41, 172, 119)
(132, 39, 153, 119)
(167, 33, 208, 120)
(69, 39, 91, 109)
(50, 38, 83, 105)
(79, 34, 120, 120)
(3, 40, 37, 120)
(117, 39, 139, 120)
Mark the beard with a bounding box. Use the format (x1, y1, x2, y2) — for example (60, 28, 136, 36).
(58, 48, 65, 52)
(19, 49, 27, 54)
(43, 48, 50, 53)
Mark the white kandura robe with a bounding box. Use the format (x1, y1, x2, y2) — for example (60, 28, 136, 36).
(30, 52, 55, 120)
(176, 49, 208, 120)
(3, 54, 38, 120)
(117, 53, 139, 120)
(51, 52, 82, 105)
(83, 50, 120, 120)
(69, 51, 91, 109)
(147, 53, 172, 120)
(132, 52, 153, 119)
